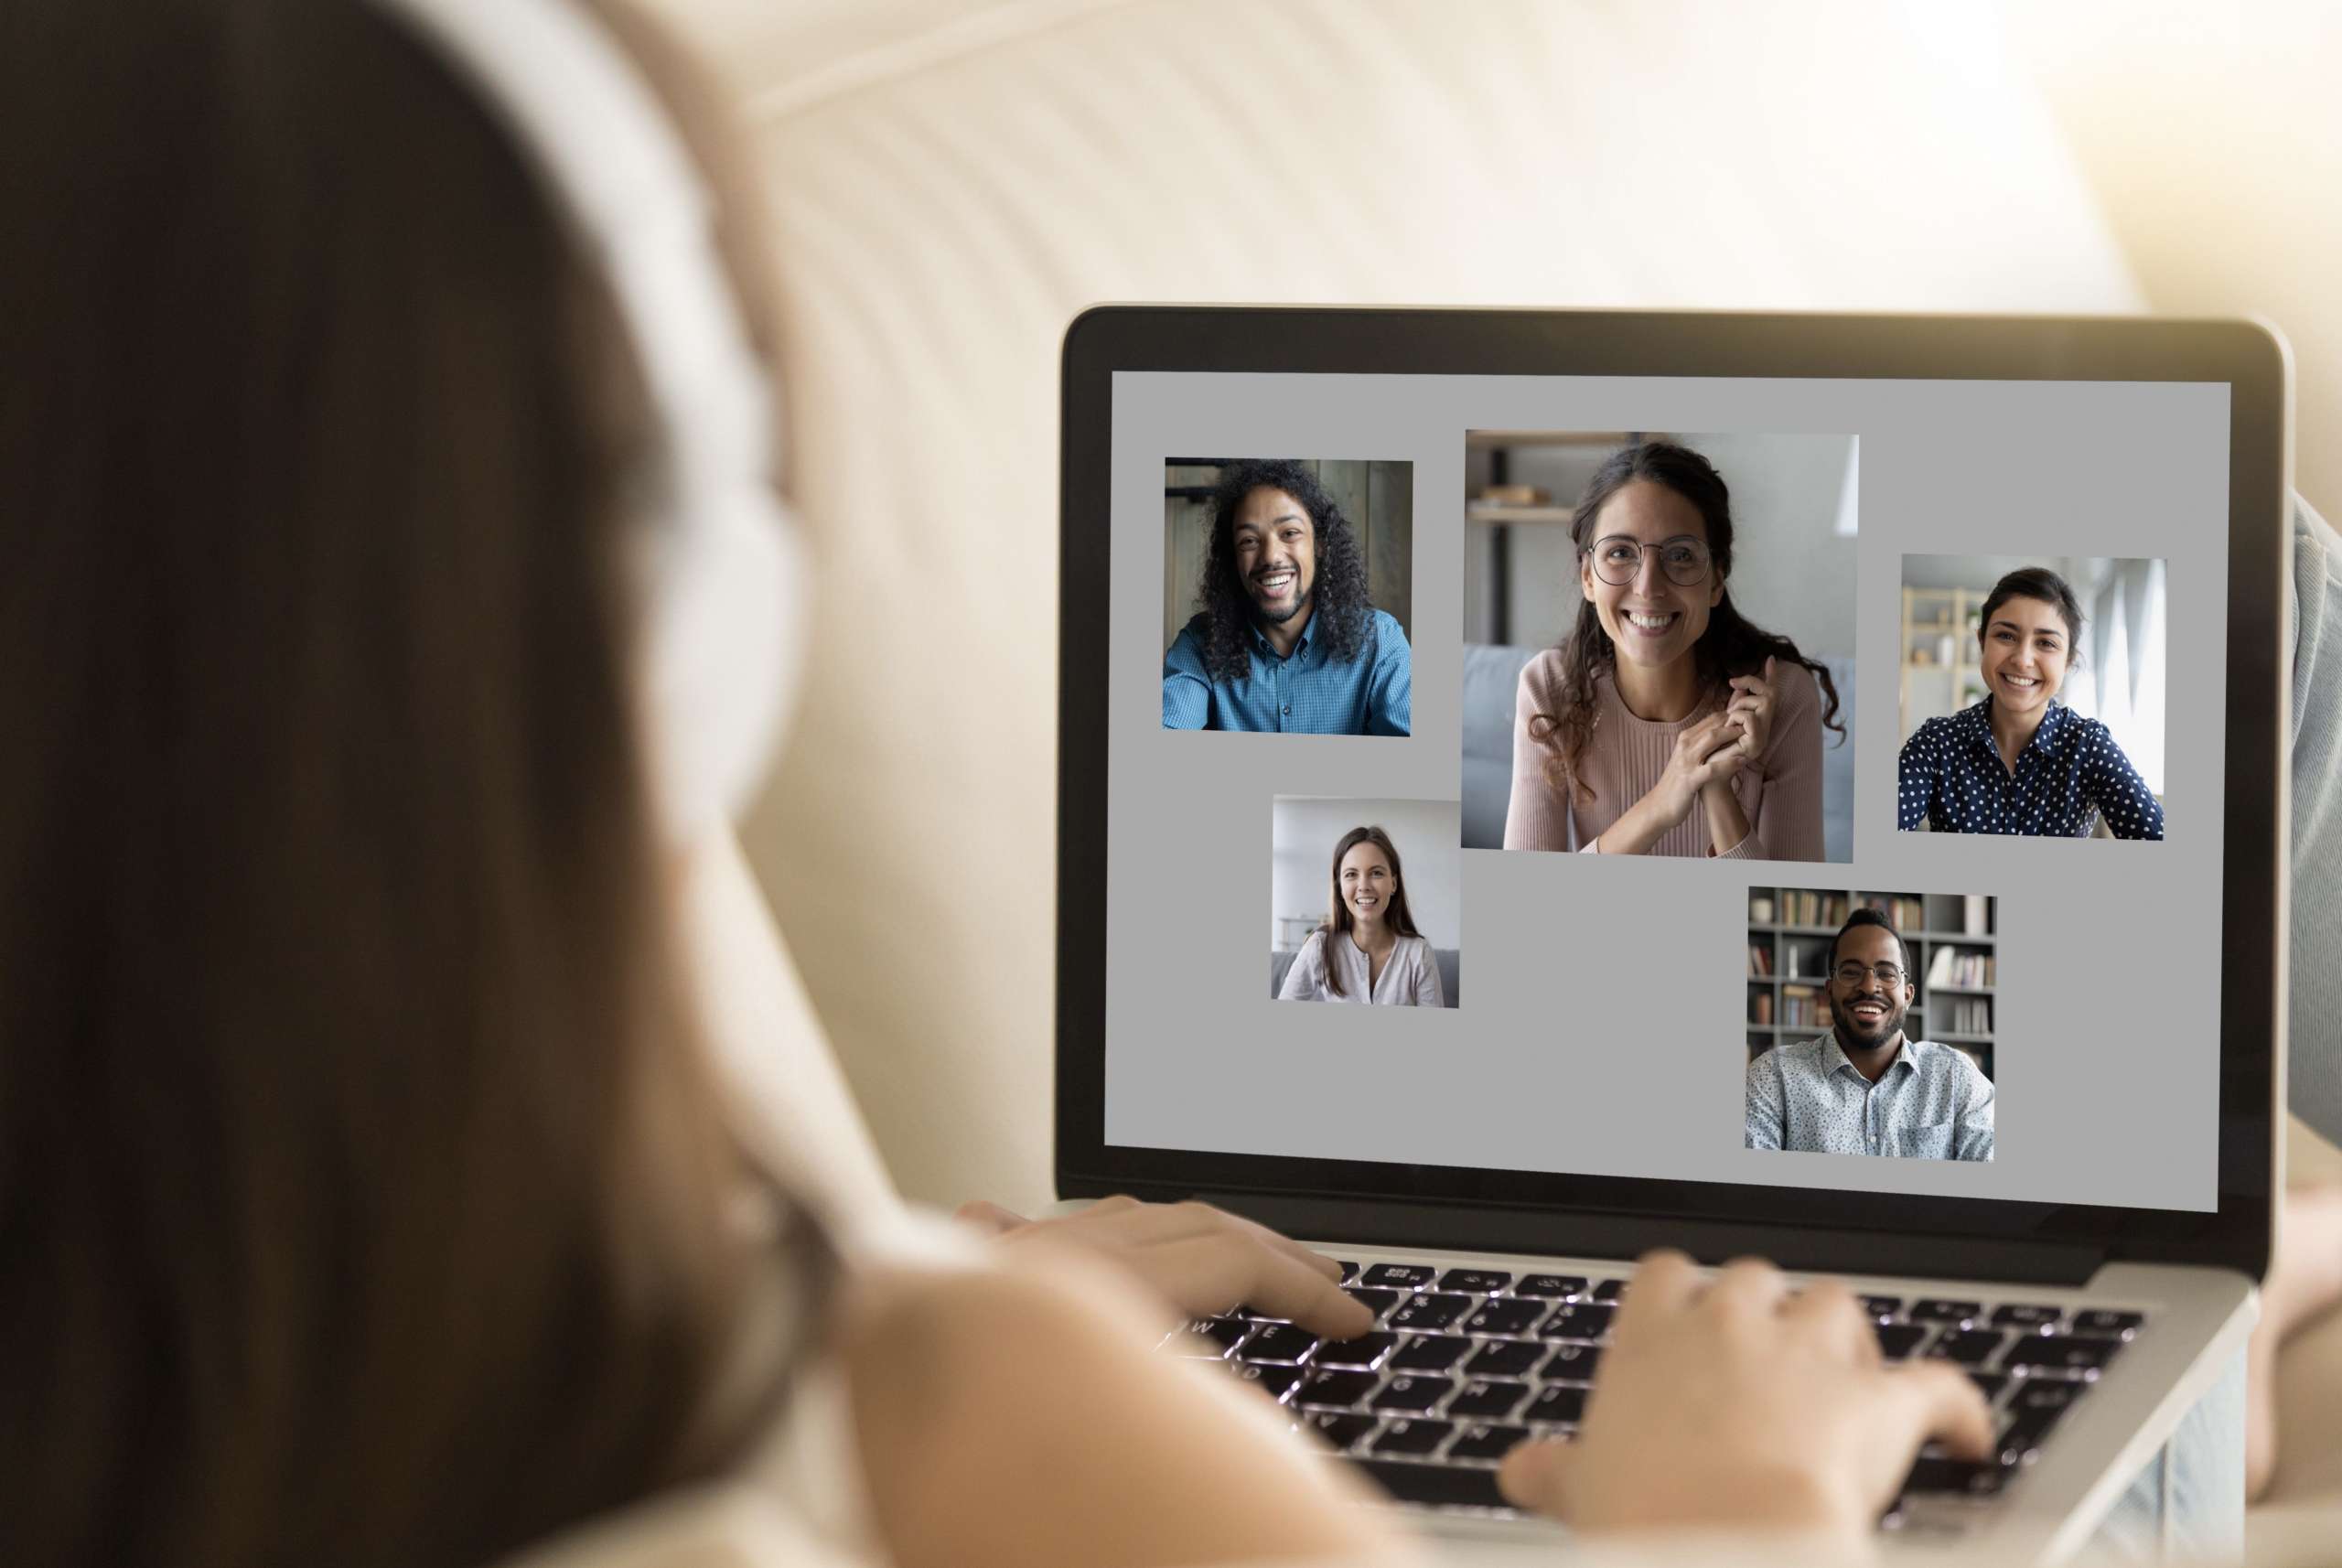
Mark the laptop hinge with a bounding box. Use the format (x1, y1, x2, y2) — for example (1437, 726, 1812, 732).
(1154, 1188, 2110, 1286)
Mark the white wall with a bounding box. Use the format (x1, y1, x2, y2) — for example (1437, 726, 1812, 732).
(1271, 797, 1461, 951)
(1468, 433, 1860, 660)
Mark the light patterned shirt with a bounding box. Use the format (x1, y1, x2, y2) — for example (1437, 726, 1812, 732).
(1745, 1033, 1994, 1161)
(1277, 931, 1445, 1007)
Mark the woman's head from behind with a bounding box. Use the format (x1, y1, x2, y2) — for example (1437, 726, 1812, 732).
(0, 3, 808, 1564)
(1976, 567, 2085, 719)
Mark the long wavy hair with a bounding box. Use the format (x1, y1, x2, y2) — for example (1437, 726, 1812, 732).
(1526, 442, 1844, 803)
(1195, 459, 1373, 684)
(1316, 825, 1422, 998)
(0, 5, 825, 1565)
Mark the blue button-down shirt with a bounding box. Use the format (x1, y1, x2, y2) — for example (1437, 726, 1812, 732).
(1162, 607, 1411, 735)
(1896, 698, 2164, 839)
(1745, 1033, 1995, 1161)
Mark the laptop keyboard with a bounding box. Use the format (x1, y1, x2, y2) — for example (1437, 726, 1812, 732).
(1167, 1258, 2150, 1522)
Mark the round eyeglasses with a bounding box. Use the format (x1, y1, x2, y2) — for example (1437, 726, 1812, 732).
(1585, 534, 1713, 587)
(1832, 962, 1907, 990)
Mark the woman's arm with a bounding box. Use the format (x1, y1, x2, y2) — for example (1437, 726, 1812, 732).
(1896, 724, 1938, 832)
(2079, 724, 2165, 840)
(1414, 939, 1445, 1009)
(1276, 933, 1323, 1001)
(846, 1251, 1407, 1568)
(1711, 662, 1823, 862)
(1503, 656, 1571, 851)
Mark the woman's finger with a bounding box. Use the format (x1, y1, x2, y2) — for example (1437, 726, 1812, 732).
(1618, 1250, 1703, 1319)
(1497, 1434, 1577, 1518)
(1142, 1233, 1372, 1337)
(1783, 1277, 1876, 1362)
(1704, 1257, 1789, 1319)
(1885, 1360, 1996, 1463)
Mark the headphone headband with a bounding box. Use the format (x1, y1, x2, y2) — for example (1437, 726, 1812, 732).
(366, 0, 802, 833)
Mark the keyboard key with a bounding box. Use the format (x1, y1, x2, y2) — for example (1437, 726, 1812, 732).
(1301, 1411, 1376, 1450)
(1344, 1455, 1509, 1510)
(1370, 1417, 1454, 1457)
(1927, 1329, 2007, 1366)
(1439, 1268, 1513, 1294)
(1389, 1294, 1473, 1331)
(1523, 1384, 1587, 1424)
(2004, 1337, 2118, 1375)
(1297, 1369, 1380, 1409)
(1337, 1261, 1360, 1283)
(2070, 1309, 2145, 1339)
(1991, 1304, 2064, 1330)
(1463, 1298, 1549, 1337)
(1514, 1274, 1587, 1299)
(1313, 1332, 1401, 1369)
(1239, 1324, 1319, 1363)
(1346, 1286, 1402, 1319)
(1968, 1371, 2011, 1404)
(1904, 1455, 2005, 1497)
(1448, 1422, 1533, 1465)
(1909, 1299, 1982, 1326)
(1463, 1339, 1545, 1379)
(1874, 1323, 1929, 1359)
(2009, 1378, 2086, 1414)
(1389, 1335, 1473, 1372)
(1539, 1342, 1604, 1382)
(1232, 1362, 1304, 1400)
(1539, 1304, 1615, 1340)
(1171, 1318, 1247, 1357)
(1362, 1263, 1438, 1289)
(1861, 1294, 1905, 1320)
(1370, 1374, 1453, 1412)
(1591, 1279, 1628, 1302)
(1448, 1379, 1531, 1420)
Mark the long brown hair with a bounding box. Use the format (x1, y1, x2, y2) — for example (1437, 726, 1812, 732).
(1316, 826, 1421, 997)
(1526, 442, 1844, 802)
(0, 4, 817, 1564)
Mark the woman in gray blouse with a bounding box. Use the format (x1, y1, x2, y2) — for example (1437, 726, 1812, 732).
(1277, 824, 1445, 1006)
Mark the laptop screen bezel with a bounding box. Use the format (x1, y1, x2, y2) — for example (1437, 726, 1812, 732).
(1057, 306, 2285, 1280)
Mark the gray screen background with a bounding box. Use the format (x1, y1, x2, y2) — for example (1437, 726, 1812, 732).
(1106, 373, 2229, 1214)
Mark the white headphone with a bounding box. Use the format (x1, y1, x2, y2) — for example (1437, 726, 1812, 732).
(366, 0, 804, 838)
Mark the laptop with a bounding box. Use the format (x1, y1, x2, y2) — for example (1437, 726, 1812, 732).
(1055, 306, 2290, 1556)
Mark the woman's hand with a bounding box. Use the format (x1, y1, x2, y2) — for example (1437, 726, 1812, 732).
(1499, 1251, 1993, 1542)
(1653, 709, 1749, 827)
(1724, 655, 1779, 766)
(957, 1195, 1373, 1341)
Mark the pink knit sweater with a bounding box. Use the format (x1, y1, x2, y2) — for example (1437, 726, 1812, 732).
(1502, 650, 1829, 860)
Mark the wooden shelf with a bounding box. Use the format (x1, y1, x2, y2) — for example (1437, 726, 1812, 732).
(1466, 503, 1574, 525)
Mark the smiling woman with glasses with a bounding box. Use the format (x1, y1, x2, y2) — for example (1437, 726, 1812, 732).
(1505, 441, 1846, 859)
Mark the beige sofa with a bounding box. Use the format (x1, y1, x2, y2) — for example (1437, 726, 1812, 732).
(640, 0, 2342, 1518)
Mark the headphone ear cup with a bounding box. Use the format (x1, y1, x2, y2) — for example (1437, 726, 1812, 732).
(639, 488, 804, 838)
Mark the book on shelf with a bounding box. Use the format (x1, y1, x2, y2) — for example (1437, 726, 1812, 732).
(1858, 894, 1925, 931)
(1925, 946, 1995, 990)
(1778, 889, 1847, 929)
(1750, 990, 1774, 1026)
(1777, 984, 1833, 1030)
(1747, 942, 1772, 976)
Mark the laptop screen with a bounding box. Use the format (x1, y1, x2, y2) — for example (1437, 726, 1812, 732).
(1100, 368, 2231, 1217)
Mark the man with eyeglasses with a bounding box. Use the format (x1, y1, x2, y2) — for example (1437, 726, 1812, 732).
(1744, 908, 1995, 1160)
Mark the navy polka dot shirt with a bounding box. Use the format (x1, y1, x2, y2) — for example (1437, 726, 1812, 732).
(1897, 699, 2165, 839)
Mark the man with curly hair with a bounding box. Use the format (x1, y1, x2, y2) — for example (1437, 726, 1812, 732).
(1161, 459, 1412, 734)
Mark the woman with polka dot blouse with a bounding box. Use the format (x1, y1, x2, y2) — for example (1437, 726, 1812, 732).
(1896, 567, 2165, 839)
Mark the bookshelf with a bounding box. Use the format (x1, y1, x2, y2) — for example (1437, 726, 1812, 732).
(1902, 585, 1987, 734)
(1745, 887, 1996, 1080)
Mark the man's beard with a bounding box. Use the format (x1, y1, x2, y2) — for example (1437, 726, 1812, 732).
(1834, 997, 1904, 1050)
(1250, 582, 1312, 627)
